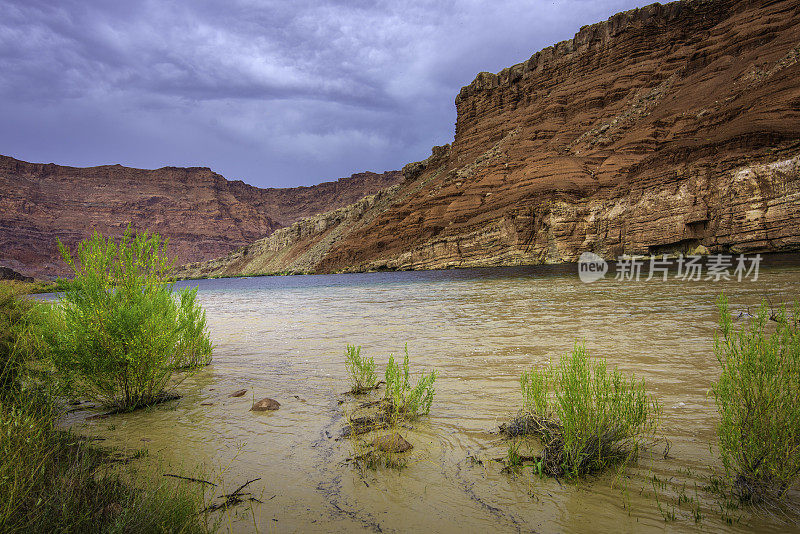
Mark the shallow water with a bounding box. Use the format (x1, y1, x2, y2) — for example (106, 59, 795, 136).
(68, 258, 800, 533)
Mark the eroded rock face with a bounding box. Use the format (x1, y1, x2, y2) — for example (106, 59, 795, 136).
(181, 0, 800, 278)
(316, 0, 800, 272)
(176, 186, 404, 278)
(0, 156, 401, 278)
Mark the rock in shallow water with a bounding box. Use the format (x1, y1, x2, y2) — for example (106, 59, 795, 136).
(229, 389, 247, 398)
(372, 433, 412, 453)
(250, 398, 280, 411)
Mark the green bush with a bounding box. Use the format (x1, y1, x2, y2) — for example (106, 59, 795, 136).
(41, 227, 213, 411)
(344, 344, 377, 394)
(384, 344, 437, 419)
(174, 287, 213, 369)
(518, 341, 660, 478)
(0, 287, 211, 533)
(712, 295, 800, 502)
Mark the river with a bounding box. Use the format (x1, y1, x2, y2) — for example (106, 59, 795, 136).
(66, 256, 800, 533)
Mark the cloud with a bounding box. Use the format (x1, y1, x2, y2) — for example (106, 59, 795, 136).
(0, 0, 649, 187)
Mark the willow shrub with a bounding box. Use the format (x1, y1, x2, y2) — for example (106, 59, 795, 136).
(344, 344, 377, 394)
(42, 227, 212, 411)
(519, 341, 661, 478)
(385, 344, 437, 420)
(174, 287, 213, 368)
(713, 295, 800, 502)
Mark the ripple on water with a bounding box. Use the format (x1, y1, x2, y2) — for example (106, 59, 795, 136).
(70, 264, 800, 532)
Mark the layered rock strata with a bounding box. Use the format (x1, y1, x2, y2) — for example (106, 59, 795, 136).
(181, 0, 800, 277)
(0, 155, 400, 278)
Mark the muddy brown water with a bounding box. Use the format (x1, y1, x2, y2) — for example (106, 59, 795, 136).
(64, 261, 800, 533)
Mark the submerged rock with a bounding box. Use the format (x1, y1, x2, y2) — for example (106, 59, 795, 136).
(340, 415, 388, 439)
(372, 433, 413, 453)
(229, 389, 247, 398)
(250, 398, 280, 411)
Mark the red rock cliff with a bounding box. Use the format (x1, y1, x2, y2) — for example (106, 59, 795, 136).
(316, 0, 800, 272)
(179, 0, 800, 278)
(0, 155, 400, 278)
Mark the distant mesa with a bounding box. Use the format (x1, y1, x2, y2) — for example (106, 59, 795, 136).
(0, 153, 400, 279)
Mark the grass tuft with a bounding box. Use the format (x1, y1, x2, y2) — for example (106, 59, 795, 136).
(344, 344, 377, 394)
(384, 344, 437, 421)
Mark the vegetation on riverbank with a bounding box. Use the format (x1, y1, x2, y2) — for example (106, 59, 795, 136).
(343, 344, 437, 470)
(345, 344, 377, 394)
(38, 228, 213, 411)
(713, 295, 800, 504)
(385, 344, 437, 421)
(0, 393, 210, 533)
(505, 341, 661, 478)
(1, 283, 211, 533)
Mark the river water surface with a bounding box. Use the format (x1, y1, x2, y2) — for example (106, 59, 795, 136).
(67, 259, 800, 533)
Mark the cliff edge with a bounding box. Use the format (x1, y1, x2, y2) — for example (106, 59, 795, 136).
(181, 0, 800, 278)
(0, 156, 400, 278)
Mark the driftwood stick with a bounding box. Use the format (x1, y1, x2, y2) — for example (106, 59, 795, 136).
(163, 473, 217, 487)
(228, 477, 261, 497)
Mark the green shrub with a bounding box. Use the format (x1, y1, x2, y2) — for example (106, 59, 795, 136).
(518, 341, 660, 478)
(41, 227, 213, 411)
(712, 295, 800, 502)
(0, 284, 211, 532)
(344, 344, 377, 394)
(174, 287, 213, 369)
(384, 344, 437, 419)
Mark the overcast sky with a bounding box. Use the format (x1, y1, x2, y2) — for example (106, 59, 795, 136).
(0, 0, 648, 188)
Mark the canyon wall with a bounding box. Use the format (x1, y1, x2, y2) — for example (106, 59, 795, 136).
(180, 0, 800, 278)
(0, 155, 400, 278)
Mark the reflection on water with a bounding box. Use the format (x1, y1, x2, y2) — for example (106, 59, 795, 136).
(69, 260, 800, 532)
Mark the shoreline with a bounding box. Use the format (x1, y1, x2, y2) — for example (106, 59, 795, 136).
(171, 250, 800, 283)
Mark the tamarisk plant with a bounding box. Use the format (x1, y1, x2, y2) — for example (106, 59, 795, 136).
(344, 344, 377, 394)
(517, 341, 661, 478)
(174, 287, 213, 369)
(41, 227, 213, 411)
(713, 295, 800, 503)
(385, 344, 437, 420)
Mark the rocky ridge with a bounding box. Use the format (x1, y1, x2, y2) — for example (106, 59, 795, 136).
(0, 155, 400, 278)
(180, 0, 800, 278)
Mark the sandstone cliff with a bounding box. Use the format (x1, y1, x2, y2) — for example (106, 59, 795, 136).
(180, 0, 800, 278)
(0, 155, 400, 278)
